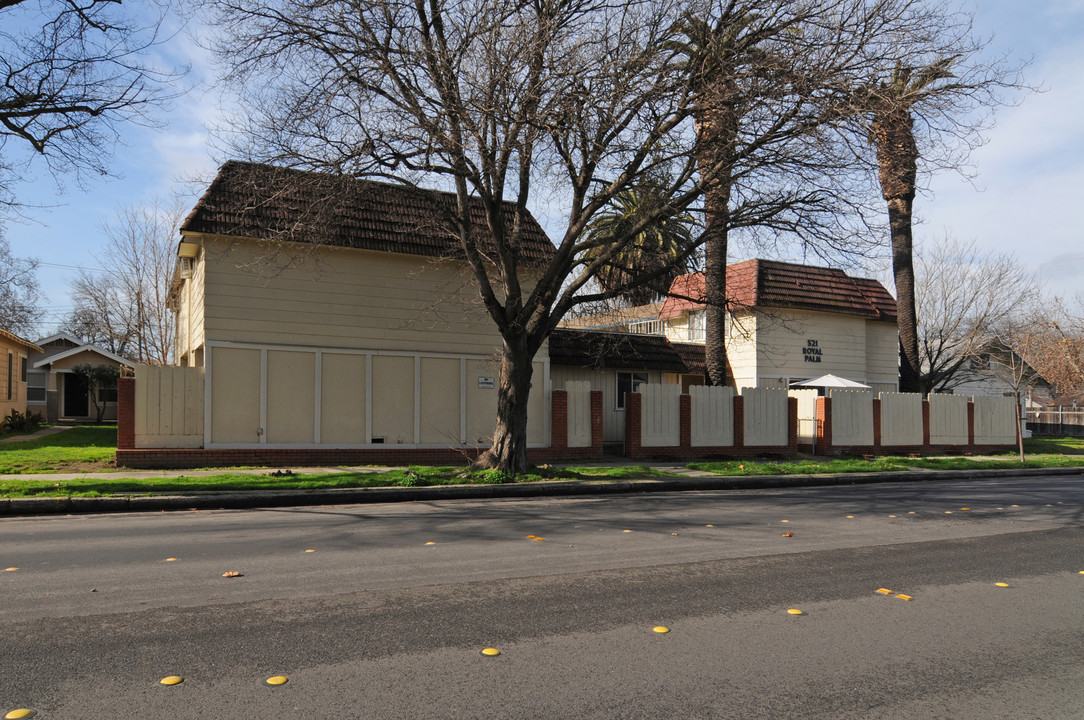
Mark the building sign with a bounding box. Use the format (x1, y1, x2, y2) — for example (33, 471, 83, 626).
(803, 339, 823, 363)
(477, 376, 495, 389)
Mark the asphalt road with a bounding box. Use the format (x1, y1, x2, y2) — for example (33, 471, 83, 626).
(1, 476, 1082, 718)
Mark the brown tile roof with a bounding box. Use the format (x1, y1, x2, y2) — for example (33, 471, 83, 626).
(181, 161, 555, 265)
(549, 329, 707, 374)
(658, 259, 897, 321)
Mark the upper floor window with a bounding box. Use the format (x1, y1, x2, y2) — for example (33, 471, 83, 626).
(688, 310, 705, 342)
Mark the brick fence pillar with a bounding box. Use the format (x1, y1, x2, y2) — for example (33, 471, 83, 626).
(624, 393, 642, 458)
(590, 390, 604, 455)
(680, 394, 691, 449)
(551, 389, 568, 449)
(788, 396, 799, 451)
(967, 401, 975, 447)
(733, 395, 744, 450)
(922, 399, 931, 448)
(872, 399, 882, 448)
(815, 396, 832, 455)
(117, 376, 135, 450)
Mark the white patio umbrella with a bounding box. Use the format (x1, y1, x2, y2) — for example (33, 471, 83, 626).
(790, 374, 870, 389)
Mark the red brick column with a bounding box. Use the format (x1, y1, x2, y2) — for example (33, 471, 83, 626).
(117, 376, 135, 450)
(967, 401, 975, 447)
(788, 397, 799, 450)
(590, 390, 604, 452)
(872, 399, 882, 448)
(733, 395, 744, 450)
(922, 399, 931, 448)
(624, 393, 642, 458)
(815, 396, 832, 455)
(551, 389, 568, 449)
(680, 394, 691, 448)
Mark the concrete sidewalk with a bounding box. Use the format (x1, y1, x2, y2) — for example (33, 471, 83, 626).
(2, 463, 1082, 517)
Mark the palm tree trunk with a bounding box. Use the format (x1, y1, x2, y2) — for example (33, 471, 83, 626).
(874, 108, 922, 393)
(703, 179, 732, 387)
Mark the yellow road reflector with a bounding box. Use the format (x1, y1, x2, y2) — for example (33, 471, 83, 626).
(876, 588, 893, 595)
(705, 524, 714, 527)
(888, 515, 896, 518)
(961, 507, 970, 511)
(526, 535, 536, 539)
(533, 537, 545, 542)
(780, 520, 789, 523)
(480, 648, 500, 657)
(995, 582, 1009, 588)
(1079, 571, 1084, 575)
(895, 594, 913, 601)
(4, 567, 17, 572)
(944, 511, 953, 514)
(304, 549, 315, 553)
(264, 676, 288, 686)
(622, 529, 632, 533)
(653, 626, 670, 633)
(165, 558, 177, 562)
(846, 515, 854, 519)
(997, 507, 1004, 510)
(4, 709, 36, 719)
(786, 608, 804, 615)
(159, 676, 184, 686)
(425, 541, 435, 545)
(1011, 504, 1019, 507)
(908, 511, 916, 515)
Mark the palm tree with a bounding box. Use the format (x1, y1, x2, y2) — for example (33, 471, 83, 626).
(582, 184, 697, 307)
(868, 59, 958, 393)
(666, 12, 759, 386)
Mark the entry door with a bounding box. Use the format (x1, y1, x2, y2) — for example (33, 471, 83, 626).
(63, 373, 89, 417)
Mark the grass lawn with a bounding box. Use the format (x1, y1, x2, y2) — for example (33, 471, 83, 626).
(0, 426, 117, 474)
(687, 451, 1084, 476)
(0, 465, 664, 498)
(1022, 435, 1084, 455)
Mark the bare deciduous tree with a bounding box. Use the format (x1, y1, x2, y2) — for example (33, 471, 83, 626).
(0, 232, 44, 337)
(914, 235, 1037, 392)
(62, 200, 181, 363)
(0, 0, 184, 204)
(1013, 296, 1084, 400)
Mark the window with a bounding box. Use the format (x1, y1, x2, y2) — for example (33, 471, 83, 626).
(27, 387, 46, 403)
(98, 382, 118, 403)
(688, 310, 705, 342)
(6, 352, 11, 400)
(616, 371, 648, 409)
(21, 356, 27, 382)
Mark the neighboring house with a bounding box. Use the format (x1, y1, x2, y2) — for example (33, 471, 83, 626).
(168, 161, 555, 450)
(27, 333, 135, 423)
(658, 260, 899, 394)
(1, 329, 42, 419)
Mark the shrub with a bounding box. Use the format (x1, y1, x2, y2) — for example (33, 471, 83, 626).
(2, 410, 44, 434)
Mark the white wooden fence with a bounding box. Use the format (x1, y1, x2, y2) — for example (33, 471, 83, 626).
(830, 390, 874, 446)
(788, 389, 818, 445)
(134, 366, 205, 449)
(690, 385, 734, 447)
(565, 381, 592, 448)
(929, 394, 968, 445)
(974, 396, 1017, 444)
(742, 387, 789, 447)
(879, 392, 923, 446)
(640, 383, 681, 447)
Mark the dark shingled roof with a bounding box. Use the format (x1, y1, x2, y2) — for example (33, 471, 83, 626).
(181, 161, 555, 264)
(549, 329, 708, 374)
(659, 259, 897, 322)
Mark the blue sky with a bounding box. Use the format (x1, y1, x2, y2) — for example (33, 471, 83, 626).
(5, 0, 1082, 338)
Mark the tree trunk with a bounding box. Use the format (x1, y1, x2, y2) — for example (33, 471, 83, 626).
(472, 338, 535, 475)
(703, 183, 732, 387)
(873, 108, 921, 393)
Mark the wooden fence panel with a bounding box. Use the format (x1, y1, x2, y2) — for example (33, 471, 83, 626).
(135, 366, 205, 449)
(566, 381, 592, 448)
(641, 384, 681, 447)
(879, 392, 923, 446)
(830, 390, 874, 446)
(973, 395, 1017, 444)
(929, 394, 968, 445)
(742, 387, 788, 447)
(690, 385, 735, 447)
(788, 389, 818, 444)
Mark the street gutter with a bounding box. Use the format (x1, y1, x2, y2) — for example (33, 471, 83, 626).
(2, 465, 1083, 517)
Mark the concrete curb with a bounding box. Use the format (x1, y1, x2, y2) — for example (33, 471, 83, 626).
(3, 465, 1082, 517)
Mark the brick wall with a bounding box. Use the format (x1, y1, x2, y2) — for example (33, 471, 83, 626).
(117, 376, 135, 450)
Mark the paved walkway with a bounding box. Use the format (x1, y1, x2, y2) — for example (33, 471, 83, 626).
(0, 426, 68, 444)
